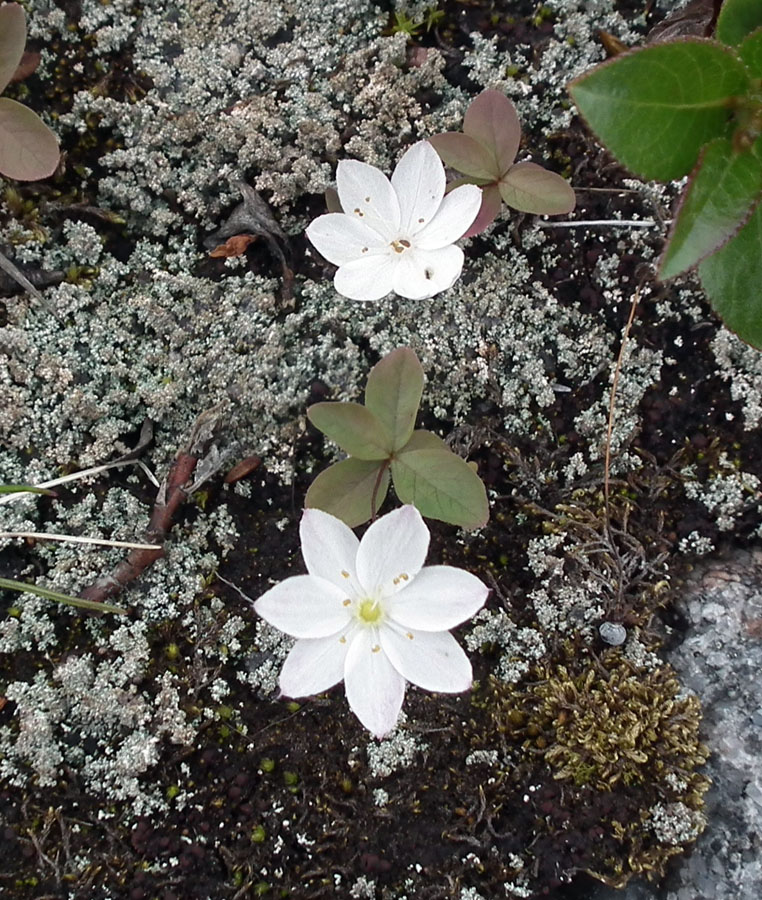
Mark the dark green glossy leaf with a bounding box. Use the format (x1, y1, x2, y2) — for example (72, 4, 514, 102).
(364, 348, 424, 452)
(391, 447, 489, 530)
(738, 27, 762, 76)
(716, 0, 762, 46)
(463, 89, 521, 175)
(428, 132, 499, 181)
(0, 577, 127, 614)
(307, 402, 391, 460)
(698, 197, 762, 348)
(568, 40, 749, 181)
(659, 135, 762, 279)
(499, 162, 576, 215)
(305, 458, 389, 528)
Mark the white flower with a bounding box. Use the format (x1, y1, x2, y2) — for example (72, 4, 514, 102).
(306, 141, 482, 302)
(254, 505, 489, 738)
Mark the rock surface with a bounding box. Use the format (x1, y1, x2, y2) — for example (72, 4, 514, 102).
(591, 546, 762, 900)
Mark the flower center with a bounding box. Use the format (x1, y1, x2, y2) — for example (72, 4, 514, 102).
(390, 238, 411, 254)
(356, 598, 384, 625)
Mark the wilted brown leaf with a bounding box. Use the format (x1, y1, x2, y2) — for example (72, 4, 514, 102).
(208, 233, 257, 258)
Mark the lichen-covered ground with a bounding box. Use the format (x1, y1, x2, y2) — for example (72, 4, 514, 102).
(1, 0, 761, 897)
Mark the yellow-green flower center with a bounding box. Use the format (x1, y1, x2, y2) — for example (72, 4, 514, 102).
(357, 598, 383, 625)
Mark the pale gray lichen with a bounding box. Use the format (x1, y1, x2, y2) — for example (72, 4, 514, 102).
(366, 721, 428, 779)
(649, 801, 706, 846)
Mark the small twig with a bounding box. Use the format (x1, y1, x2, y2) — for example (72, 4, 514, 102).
(602, 287, 641, 607)
(536, 218, 666, 229)
(0, 531, 158, 551)
(0, 420, 155, 505)
(78, 406, 230, 605)
(0, 247, 56, 313)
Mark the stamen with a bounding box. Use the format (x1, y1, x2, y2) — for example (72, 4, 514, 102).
(353, 207, 364, 217)
(406, 632, 414, 640)
(400, 239, 411, 248)
(341, 570, 350, 578)
(418, 217, 424, 224)
(339, 635, 347, 644)
(343, 599, 351, 607)
(424, 268, 433, 280)
(371, 645, 381, 653)
(365, 196, 371, 202)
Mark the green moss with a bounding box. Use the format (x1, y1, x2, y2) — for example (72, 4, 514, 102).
(470, 647, 710, 888)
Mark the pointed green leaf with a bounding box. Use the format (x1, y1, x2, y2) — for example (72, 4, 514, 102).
(305, 458, 389, 528)
(391, 447, 489, 530)
(568, 41, 749, 181)
(0, 577, 127, 615)
(0, 484, 54, 495)
(463, 90, 521, 175)
(716, 0, 762, 46)
(499, 162, 576, 215)
(0, 97, 60, 181)
(659, 136, 762, 280)
(738, 27, 762, 76)
(0, 4, 26, 94)
(364, 348, 424, 452)
(428, 132, 500, 181)
(307, 402, 392, 460)
(698, 198, 762, 348)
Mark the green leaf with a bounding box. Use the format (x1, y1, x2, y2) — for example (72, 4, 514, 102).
(738, 27, 762, 76)
(0, 577, 127, 615)
(307, 402, 392, 460)
(716, 0, 762, 46)
(428, 132, 500, 181)
(568, 41, 750, 181)
(499, 162, 576, 215)
(462, 182, 502, 237)
(463, 90, 521, 175)
(0, 97, 60, 181)
(659, 136, 762, 280)
(0, 3, 26, 95)
(305, 457, 389, 528)
(399, 429, 449, 452)
(364, 348, 424, 452)
(391, 446, 489, 530)
(0, 484, 55, 495)
(698, 198, 762, 348)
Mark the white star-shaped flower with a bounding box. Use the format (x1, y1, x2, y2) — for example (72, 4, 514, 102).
(306, 141, 482, 301)
(253, 505, 489, 738)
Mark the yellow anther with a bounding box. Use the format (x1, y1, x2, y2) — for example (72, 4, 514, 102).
(339, 635, 347, 644)
(343, 599, 351, 607)
(371, 645, 381, 653)
(341, 570, 350, 578)
(406, 632, 414, 640)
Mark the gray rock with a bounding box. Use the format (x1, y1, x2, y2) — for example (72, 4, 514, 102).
(590, 547, 762, 900)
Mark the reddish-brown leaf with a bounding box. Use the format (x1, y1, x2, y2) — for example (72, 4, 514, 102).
(208, 234, 257, 258)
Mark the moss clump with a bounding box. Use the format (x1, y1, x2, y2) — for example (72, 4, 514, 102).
(468, 647, 710, 890)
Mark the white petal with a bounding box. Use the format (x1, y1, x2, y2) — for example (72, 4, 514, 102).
(306, 213, 386, 265)
(254, 574, 352, 638)
(334, 255, 395, 302)
(344, 627, 406, 737)
(415, 184, 483, 249)
(278, 630, 354, 697)
(392, 245, 464, 300)
(381, 625, 472, 693)
(390, 141, 446, 237)
(337, 159, 400, 240)
(300, 508, 361, 593)
(388, 566, 488, 631)
(355, 505, 429, 597)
